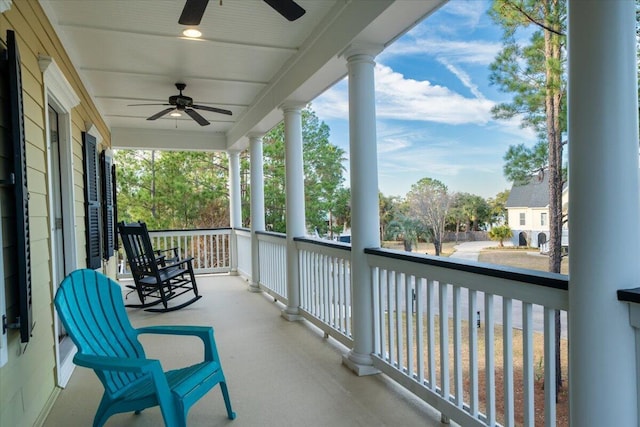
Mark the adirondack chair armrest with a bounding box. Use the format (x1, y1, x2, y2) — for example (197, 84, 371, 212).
(74, 353, 161, 374)
(137, 325, 219, 361)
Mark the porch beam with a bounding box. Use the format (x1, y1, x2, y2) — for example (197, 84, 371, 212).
(249, 134, 265, 291)
(341, 43, 383, 376)
(281, 102, 306, 320)
(568, 1, 639, 425)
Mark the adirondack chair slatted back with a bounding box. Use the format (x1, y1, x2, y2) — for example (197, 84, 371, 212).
(54, 269, 146, 395)
(119, 222, 160, 280)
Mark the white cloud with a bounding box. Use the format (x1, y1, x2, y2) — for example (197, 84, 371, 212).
(315, 65, 494, 125)
(375, 64, 494, 124)
(437, 58, 486, 99)
(381, 37, 501, 66)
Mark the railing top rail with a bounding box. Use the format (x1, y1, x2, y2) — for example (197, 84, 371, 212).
(618, 287, 640, 303)
(256, 230, 286, 239)
(365, 247, 568, 291)
(147, 227, 232, 233)
(294, 237, 351, 252)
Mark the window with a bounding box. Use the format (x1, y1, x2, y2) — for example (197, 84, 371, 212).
(541, 212, 548, 226)
(519, 212, 525, 226)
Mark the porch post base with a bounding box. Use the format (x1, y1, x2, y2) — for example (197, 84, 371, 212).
(342, 351, 380, 376)
(248, 282, 261, 293)
(281, 308, 302, 321)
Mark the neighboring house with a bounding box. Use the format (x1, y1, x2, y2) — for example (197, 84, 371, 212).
(505, 172, 568, 249)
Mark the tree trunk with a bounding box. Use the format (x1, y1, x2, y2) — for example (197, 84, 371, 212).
(151, 150, 157, 219)
(543, 4, 564, 395)
(433, 238, 441, 256)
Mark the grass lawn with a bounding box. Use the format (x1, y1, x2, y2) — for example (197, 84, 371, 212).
(479, 249, 569, 274)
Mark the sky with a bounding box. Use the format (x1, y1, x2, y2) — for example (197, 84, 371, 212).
(312, 0, 537, 200)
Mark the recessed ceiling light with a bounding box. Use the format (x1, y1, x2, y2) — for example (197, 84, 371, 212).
(170, 112, 182, 117)
(182, 28, 202, 38)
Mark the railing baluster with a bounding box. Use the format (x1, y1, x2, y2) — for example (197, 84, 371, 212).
(439, 282, 450, 402)
(396, 272, 404, 371)
(388, 270, 396, 367)
(523, 302, 534, 427)
(372, 266, 380, 354)
(503, 297, 514, 427)
(453, 285, 462, 408)
(544, 307, 557, 427)
(485, 293, 495, 427)
(416, 277, 425, 384)
(313, 251, 320, 316)
(333, 257, 339, 328)
(379, 268, 387, 359)
(326, 255, 332, 325)
(427, 279, 436, 390)
(469, 289, 479, 417)
(406, 275, 414, 377)
(340, 259, 347, 334)
(300, 250, 307, 309)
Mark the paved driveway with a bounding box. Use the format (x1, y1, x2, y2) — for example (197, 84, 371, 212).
(445, 240, 567, 338)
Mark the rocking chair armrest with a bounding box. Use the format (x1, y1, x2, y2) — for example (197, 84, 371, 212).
(154, 247, 180, 261)
(137, 325, 219, 361)
(73, 353, 161, 374)
(157, 256, 194, 273)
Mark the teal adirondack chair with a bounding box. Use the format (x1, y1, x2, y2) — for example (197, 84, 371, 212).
(54, 269, 236, 426)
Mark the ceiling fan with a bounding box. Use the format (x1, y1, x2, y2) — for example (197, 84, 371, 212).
(179, 0, 305, 25)
(128, 83, 232, 127)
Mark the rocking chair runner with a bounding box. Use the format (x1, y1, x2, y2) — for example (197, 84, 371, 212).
(118, 221, 201, 312)
(54, 269, 236, 427)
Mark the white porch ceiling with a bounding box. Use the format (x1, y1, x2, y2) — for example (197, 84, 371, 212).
(40, 0, 445, 152)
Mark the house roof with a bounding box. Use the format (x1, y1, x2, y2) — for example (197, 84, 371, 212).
(505, 173, 550, 208)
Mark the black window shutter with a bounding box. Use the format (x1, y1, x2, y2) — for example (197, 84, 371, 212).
(6, 30, 33, 343)
(100, 151, 114, 259)
(112, 163, 118, 251)
(83, 132, 101, 269)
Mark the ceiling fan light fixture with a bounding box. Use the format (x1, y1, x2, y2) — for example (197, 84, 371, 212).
(170, 112, 182, 117)
(182, 28, 202, 38)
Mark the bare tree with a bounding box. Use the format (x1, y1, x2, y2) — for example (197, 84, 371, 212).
(407, 178, 452, 256)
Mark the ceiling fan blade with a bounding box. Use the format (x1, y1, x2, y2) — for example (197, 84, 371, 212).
(147, 107, 176, 121)
(192, 104, 233, 116)
(128, 103, 171, 107)
(179, 0, 209, 25)
(263, 0, 305, 21)
(185, 108, 210, 126)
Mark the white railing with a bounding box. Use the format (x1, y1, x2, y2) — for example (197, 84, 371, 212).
(235, 228, 252, 278)
(118, 228, 232, 277)
(366, 248, 568, 427)
(296, 238, 353, 348)
(257, 231, 287, 302)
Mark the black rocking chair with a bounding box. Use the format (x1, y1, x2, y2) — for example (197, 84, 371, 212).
(118, 221, 201, 312)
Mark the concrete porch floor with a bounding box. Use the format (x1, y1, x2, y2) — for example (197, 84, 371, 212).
(44, 274, 448, 427)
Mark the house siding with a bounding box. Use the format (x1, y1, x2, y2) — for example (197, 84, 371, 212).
(0, 1, 113, 426)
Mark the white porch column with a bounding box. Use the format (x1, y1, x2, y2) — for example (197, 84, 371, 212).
(342, 44, 382, 376)
(281, 102, 306, 321)
(568, 2, 638, 425)
(249, 134, 265, 292)
(228, 150, 242, 275)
